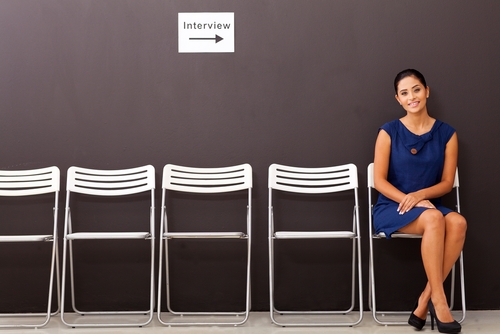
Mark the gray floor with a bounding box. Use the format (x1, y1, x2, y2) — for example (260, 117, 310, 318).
(0, 311, 498, 333)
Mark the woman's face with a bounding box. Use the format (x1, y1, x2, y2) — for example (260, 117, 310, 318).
(395, 75, 430, 115)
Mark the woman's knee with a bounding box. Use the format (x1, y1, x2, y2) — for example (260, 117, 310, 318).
(420, 209, 446, 231)
(446, 213, 467, 237)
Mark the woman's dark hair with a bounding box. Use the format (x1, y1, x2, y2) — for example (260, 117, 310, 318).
(394, 69, 427, 93)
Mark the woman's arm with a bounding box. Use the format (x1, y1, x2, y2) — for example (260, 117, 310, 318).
(373, 129, 407, 203)
(373, 130, 458, 214)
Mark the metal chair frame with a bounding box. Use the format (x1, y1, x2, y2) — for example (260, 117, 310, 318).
(157, 163, 252, 326)
(61, 165, 155, 328)
(0, 166, 61, 328)
(367, 163, 466, 325)
(268, 163, 363, 327)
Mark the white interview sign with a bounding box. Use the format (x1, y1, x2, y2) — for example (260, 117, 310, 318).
(178, 12, 235, 53)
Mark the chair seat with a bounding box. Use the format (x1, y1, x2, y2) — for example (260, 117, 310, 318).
(0, 235, 53, 242)
(374, 232, 422, 239)
(164, 232, 246, 239)
(66, 232, 151, 240)
(274, 231, 356, 239)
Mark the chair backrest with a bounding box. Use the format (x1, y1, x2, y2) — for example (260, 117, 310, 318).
(367, 163, 459, 190)
(0, 166, 60, 196)
(268, 163, 358, 194)
(66, 165, 155, 196)
(163, 164, 252, 193)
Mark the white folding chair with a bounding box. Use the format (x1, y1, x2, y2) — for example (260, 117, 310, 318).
(60, 165, 155, 328)
(268, 163, 363, 327)
(367, 162, 466, 325)
(0, 166, 60, 328)
(157, 164, 252, 326)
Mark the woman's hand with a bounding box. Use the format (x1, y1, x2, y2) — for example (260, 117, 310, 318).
(397, 192, 427, 214)
(415, 200, 436, 209)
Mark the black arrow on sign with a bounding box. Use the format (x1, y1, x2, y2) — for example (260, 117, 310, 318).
(189, 35, 223, 43)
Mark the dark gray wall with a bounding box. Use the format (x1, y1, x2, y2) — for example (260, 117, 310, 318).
(1, 0, 499, 312)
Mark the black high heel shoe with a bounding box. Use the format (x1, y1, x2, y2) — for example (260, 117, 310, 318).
(428, 300, 461, 333)
(408, 300, 426, 330)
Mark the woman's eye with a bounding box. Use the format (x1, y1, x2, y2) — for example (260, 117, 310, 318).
(414, 88, 420, 93)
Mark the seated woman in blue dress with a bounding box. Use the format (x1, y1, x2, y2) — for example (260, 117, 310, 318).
(373, 69, 467, 333)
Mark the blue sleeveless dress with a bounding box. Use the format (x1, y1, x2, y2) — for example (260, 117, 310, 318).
(373, 119, 456, 238)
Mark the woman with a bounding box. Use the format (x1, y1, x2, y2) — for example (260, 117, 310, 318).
(373, 69, 467, 333)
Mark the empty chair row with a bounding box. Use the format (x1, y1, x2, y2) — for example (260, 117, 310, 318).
(0, 164, 251, 328)
(0, 163, 465, 328)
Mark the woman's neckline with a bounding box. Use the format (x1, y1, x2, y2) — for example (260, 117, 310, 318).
(398, 118, 437, 136)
